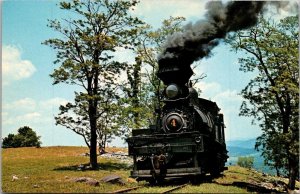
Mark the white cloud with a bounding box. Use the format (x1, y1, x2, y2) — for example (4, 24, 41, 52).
(39, 97, 69, 108)
(197, 82, 221, 93)
(3, 98, 36, 111)
(213, 90, 242, 103)
(264, 1, 299, 21)
(113, 47, 136, 64)
(3, 112, 41, 126)
(195, 82, 242, 115)
(132, 0, 208, 26)
(2, 97, 68, 128)
(194, 81, 221, 99)
(16, 112, 41, 122)
(2, 45, 36, 85)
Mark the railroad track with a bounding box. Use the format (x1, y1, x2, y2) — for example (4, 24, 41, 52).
(160, 183, 188, 193)
(109, 183, 188, 193)
(109, 186, 142, 193)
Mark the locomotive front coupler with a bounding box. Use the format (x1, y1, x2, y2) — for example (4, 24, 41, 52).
(150, 152, 168, 180)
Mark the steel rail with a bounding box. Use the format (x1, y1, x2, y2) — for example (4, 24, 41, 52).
(109, 186, 142, 194)
(160, 183, 188, 194)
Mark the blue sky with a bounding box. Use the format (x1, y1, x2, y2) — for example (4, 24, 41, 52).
(2, 0, 296, 147)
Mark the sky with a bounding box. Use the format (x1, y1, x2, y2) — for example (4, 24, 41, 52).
(2, 0, 297, 147)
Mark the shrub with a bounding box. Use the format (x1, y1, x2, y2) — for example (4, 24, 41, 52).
(2, 126, 41, 148)
(237, 156, 254, 169)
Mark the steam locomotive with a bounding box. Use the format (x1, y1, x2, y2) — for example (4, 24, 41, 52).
(126, 61, 228, 183)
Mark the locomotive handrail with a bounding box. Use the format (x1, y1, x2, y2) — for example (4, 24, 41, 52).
(130, 131, 206, 138)
(163, 94, 190, 102)
(128, 132, 208, 147)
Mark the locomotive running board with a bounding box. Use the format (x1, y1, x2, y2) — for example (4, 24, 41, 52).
(131, 167, 202, 178)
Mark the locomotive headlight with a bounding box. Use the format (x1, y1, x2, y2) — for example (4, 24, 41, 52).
(195, 136, 202, 144)
(164, 113, 184, 133)
(166, 84, 179, 99)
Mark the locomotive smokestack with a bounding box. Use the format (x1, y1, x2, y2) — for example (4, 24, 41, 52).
(157, 1, 297, 85)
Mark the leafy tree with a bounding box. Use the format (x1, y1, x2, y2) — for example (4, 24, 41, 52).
(96, 99, 120, 150)
(257, 132, 287, 177)
(56, 91, 119, 150)
(18, 126, 42, 147)
(43, 0, 144, 169)
(120, 57, 152, 130)
(2, 134, 17, 148)
(237, 156, 254, 169)
(227, 15, 299, 189)
(2, 126, 41, 148)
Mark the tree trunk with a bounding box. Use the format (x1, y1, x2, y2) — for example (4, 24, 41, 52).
(89, 52, 100, 170)
(275, 167, 280, 177)
(89, 104, 98, 169)
(88, 74, 98, 169)
(132, 57, 141, 127)
(288, 157, 297, 190)
(90, 131, 98, 169)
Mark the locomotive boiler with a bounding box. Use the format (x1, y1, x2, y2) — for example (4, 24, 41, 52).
(126, 60, 228, 183)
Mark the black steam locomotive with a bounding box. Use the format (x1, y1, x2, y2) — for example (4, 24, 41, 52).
(126, 61, 228, 183)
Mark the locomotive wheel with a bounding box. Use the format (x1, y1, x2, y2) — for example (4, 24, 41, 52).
(211, 171, 221, 177)
(148, 177, 164, 185)
(210, 167, 222, 178)
(190, 174, 205, 185)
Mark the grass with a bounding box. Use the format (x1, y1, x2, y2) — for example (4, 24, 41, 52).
(2, 146, 298, 193)
(129, 183, 247, 193)
(2, 146, 137, 193)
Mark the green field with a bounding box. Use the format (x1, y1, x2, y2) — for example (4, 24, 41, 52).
(2, 146, 296, 193)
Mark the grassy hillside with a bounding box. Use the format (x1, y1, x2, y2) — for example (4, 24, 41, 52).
(2, 146, 298, 193)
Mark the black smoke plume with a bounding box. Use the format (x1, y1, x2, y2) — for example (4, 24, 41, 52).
(157, 1, 297, 84)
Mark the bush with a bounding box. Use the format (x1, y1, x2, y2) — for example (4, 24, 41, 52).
(237, 156, 254, 169)
(2, 126, 41, 148)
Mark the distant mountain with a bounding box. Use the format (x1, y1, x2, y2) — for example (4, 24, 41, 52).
(227, 146, 256, 157)
(226, 138, 276, 175)
(226, 138, 256, 149)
